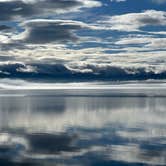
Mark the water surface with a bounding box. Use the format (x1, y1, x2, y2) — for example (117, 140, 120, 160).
(0, 89, 166, 166)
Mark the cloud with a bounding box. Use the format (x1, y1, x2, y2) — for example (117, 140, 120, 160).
(27, 133, 78, 154)
(0, 61, 166, 81)
(0, 92, 166, 165)
(0, 1, 165, 82)
(0, 25, 12, 31)
(0, 95, 166, 166)
(0, 38, 166, 82)
(115, 35, 166, 50)
(152, 0, 166, 4)
(0, 55, 15, 61)
(110, 0, 166, 3)
(0, 0, 102, 21)
(110, 0, 126, 2)
(15, 19, 92, 44)
(98, 10, 166, 31)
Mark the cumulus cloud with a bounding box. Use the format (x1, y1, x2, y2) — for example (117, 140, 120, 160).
(0, 0, 102, 21)
(15, 19, 91, 44)
(98, 10, 166, 31)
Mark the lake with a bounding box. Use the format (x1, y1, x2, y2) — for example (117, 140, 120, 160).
(0, 89, 166, 166)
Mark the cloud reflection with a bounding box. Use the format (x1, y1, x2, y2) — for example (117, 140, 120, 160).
(0, 92, 166, 165)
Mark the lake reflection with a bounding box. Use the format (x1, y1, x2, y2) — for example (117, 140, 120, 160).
(0, 90, 166, 166)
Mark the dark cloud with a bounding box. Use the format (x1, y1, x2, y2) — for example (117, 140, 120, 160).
(0, 0, 34, 20)
(27, 133, 78, 154)
(0, 131, 79, 165)
(138, 17, 163, 25)
(0, 55, 15, 61)
(19, 20, 89, 44)
(0, 25, 12, 31)
(0, 62, 166, 81)
(0, 0, 101, 21)
(0, 159, 40, 166)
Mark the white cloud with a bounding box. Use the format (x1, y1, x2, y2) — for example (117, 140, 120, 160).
(115, 35, 166, 49)
(98, 10, 166, 31)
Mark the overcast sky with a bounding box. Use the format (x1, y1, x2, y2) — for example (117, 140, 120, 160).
(0, 0, 166, 82)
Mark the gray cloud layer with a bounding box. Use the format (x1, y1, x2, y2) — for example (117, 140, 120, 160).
(0, 0, 101, 21)
(0, 62, 166, 81)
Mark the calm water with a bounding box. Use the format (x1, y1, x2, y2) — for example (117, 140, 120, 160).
(0, 89, 166, 166)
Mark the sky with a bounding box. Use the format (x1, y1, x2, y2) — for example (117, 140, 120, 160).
(0, 0, 166, 82)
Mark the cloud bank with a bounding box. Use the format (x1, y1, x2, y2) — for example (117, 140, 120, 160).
(0, 62, 166, 81)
